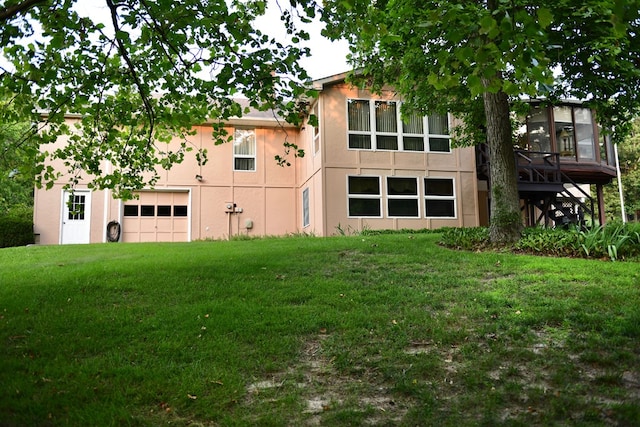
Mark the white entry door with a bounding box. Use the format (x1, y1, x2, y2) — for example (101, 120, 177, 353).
(61, 190, 92, 244)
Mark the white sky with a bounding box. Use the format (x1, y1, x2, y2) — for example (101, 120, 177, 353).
(260, 1, 351, 79)
(70, 0, 351, 80)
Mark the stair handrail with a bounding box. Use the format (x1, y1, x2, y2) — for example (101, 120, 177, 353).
(515, 150, 561, 184)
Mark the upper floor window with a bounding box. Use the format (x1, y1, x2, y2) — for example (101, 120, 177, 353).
(234, 128, 256, 171)
(312, 103, 320, 154)
(347, 99, 450, 153)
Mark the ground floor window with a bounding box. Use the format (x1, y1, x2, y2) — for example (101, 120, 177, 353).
(347, 175, 456, 218)
(387, 177, 419, 217)
(302, 188, 310, 227)
(424, 178, 456, 217)
(348, 176, 381, 217)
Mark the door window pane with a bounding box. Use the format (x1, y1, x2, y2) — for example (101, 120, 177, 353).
(67, 194, 86, 220)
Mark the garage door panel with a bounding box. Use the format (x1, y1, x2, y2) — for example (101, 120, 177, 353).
(122, 191, 189, 243)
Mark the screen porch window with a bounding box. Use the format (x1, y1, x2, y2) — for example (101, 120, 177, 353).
(348, 176, 381, 217)
(424, 178, 456, 217)
(574, 108, 595, 161)
(554, 106, 575, 158)
(234, 128, 256, 171)
(387, 177, 419, 217)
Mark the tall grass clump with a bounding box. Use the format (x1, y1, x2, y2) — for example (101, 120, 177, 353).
(576, 222, 640, 260)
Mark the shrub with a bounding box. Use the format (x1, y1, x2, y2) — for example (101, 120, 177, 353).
(0, 206, 34, 248)
(516, 227, 581, 257)
(442, 224, 640, 261)
(439, 226, 490, 250)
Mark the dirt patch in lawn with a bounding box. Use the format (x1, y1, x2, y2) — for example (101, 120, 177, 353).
(245, 333, 413, 425)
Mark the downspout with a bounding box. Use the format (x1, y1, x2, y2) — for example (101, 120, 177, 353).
(102, 158, 111, 242)
(614, 143, 626, 223)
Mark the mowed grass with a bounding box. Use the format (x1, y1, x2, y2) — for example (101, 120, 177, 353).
(1, 233, 639, 426)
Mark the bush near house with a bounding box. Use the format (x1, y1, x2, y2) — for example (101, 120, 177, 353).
(0, 206, 34, 248)
(440, 224, 640, 261)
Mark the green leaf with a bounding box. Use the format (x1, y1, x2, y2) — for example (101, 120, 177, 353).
(467, 75, 483, 97)
(536, 8, 553, 29)
(479, 15, 497, 35)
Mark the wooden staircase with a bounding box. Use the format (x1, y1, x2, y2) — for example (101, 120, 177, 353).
(476, 145, 595, 228)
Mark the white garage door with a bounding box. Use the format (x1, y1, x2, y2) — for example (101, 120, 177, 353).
(122, 191, 189, 242)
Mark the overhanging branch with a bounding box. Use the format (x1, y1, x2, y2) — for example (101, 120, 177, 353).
(0, 0, 47, 21)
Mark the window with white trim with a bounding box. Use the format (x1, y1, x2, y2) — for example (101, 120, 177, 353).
(348, 176, 381, 217)
(302, 188, 310, 227)
(424, 178, 456, 217)
(312, 104, 320, 154)
(347, 99, 451, 152)
(234, 128, 256, 171)
(347, 100, 372, 149)
(67, 193, 86, 220)
(387, 177, 419, 217)
(427, 114, 451, 152)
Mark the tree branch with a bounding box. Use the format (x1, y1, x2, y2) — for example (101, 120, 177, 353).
(0, 0, 47, 21)
(105, 0, 155, 142)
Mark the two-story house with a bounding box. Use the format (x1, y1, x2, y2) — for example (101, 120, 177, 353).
(32, 73, 618, 244)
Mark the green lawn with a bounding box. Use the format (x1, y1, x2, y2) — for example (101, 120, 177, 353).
(1, 234, 639, 426)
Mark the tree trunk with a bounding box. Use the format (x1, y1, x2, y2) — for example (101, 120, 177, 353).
(483, 87, 522, 243)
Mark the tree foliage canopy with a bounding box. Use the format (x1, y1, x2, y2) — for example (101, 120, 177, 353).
(1, 0, 318, 198)
(0, 100, 35, 214)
